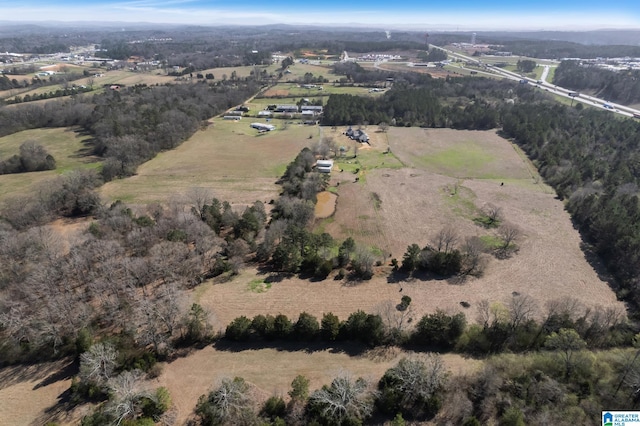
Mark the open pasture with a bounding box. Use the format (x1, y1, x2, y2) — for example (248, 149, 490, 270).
(0, 69, 178, 102)
(198, 64, 278, 80)
(0, 127, 99, 202)
(0, 358, 90, 426)
(281, 62, 332, 80)
(388, 127, 532, 180)
(195, 126, 621, 343)
(100, 119, 318, 206)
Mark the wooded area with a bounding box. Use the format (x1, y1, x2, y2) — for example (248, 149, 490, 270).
(553, 60, 640, 105)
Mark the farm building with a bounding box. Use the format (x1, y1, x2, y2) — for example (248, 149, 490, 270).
(250, 122, 276, 132)
(316, 159, 334, 173)
(258, 111, 272, 117)
(223, 115, 242, 120)
(227, 110, 243, 116)
(275, 104, 299, 113)
(301, 105, 323, 116)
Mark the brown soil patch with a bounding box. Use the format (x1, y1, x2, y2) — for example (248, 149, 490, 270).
(314, 191, 337, 218)
(157, 346, 479, 425)
(261, 88, 290, 97)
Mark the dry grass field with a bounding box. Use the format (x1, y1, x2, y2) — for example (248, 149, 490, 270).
(156, 346, 480, 425)
(100, 119, 318, 206)
(196, 127, 622, 334)
(0, 359, 92, 426)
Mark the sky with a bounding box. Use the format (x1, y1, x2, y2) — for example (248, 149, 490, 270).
(1, 0, 639, 30)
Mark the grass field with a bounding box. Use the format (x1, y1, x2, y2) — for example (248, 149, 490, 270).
(195, 126, 620, 331)
(281, 63, 333, 81)
(0, 127, 100, 202)
(100, 119, 318, 206)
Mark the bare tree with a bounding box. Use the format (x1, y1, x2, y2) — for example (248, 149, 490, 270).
(379, 355, 446, 412)
(196, 377, 256, 425)
(188, 187, 213, 220)
(496, 223, 521, 258)
(476, 299, 491, 328)
(134, 282, 185, 354)
(309, 373, 376, 424)
(460, 236, 487, 277)
(508, 293, 537, 330)
(378, 122, 389, 133)
(79, 342, 119, 386)
(432, 227, 458, 254)
(483, 203, 502, 227)
(105, 369, 152, 425)
(376, 300, 413, 339)
(351, 246, 376, 279)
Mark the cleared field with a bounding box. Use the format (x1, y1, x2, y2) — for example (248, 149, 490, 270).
(2, 124, 625, 425)
(281, 63, 333, 81)
(198, 127, 621, 335)
(389, 128, 532, 180)
(100, 119, 318, 206)
(0, 127, 100, 202)
(158, 346, 480, 425)
(0, 69, 183, 102)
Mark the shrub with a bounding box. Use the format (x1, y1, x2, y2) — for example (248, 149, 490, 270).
(294, 312, 320, 341)
(321, 312, 341, 341)
(262, 396, 286, 420)
(226, 316, 252, 341)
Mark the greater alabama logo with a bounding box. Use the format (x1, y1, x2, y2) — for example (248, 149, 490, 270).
(603, 412, 613, 426)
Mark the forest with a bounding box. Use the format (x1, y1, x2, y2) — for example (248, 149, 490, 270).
(486, 39, 640, 59)
(552, 60, 640, 105)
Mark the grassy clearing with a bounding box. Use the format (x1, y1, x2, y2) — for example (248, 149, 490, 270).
(389, 128, 531, 180)
(0, 128, 100, 202)
(479, 234, 504, 250)
(443, 184, 478, 219)
(100, 118, 316, 206)
(248, 279, 271, 293)
(419, 143, 497, 177)
(281, 63, 332, 80)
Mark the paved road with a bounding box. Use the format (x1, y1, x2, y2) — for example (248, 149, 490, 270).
(432, 45, 640, 119)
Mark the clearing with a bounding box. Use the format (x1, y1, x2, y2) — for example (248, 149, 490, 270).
(100, 119, 318, 207)
(0, 127, 99, 203)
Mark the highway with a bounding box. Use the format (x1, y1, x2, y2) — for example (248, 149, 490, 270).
(432, 45, 640, 119)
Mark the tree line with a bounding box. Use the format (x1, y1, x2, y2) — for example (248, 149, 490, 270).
(322, 77, 529, 128)
(553, 59, 640, 105)
(487, 39, 640, 59)
(212, 294, 634, 425)
(222, 294, 631, 355)
(500, 103, 640, 317)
